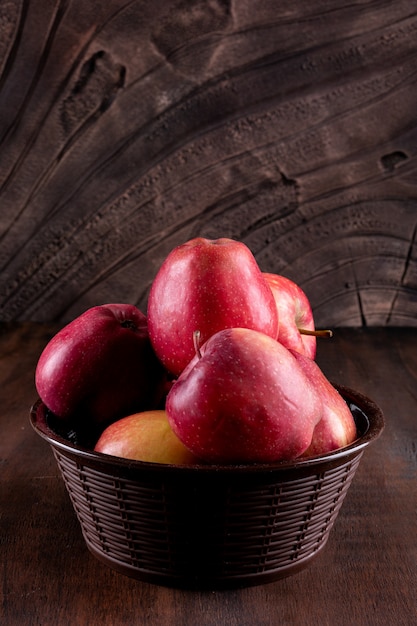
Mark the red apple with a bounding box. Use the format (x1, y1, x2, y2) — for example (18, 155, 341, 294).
(289, 350, 357, 456)
(263, 273, 317, 359)
(94, 410, 199, 464)
(147, 237, 279, 376)
(165, 327, 322, 463)
(35, 304, 167, 426)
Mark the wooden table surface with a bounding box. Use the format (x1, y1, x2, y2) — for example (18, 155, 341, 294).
(1, 323, 416, 626)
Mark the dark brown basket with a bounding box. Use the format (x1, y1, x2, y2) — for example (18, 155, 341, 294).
(30, 385, 384, 589)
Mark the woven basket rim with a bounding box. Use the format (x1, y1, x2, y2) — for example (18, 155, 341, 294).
(30, 383, 384, 475)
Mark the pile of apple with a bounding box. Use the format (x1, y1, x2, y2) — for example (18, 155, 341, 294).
(35, 237, 357, 465)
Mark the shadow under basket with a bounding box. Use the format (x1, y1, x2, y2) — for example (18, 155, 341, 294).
(30, 384, 384, 590)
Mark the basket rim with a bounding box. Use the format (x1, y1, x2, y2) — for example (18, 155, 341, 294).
(29, 383, 384, 475)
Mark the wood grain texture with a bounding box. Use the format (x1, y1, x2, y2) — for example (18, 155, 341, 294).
(1, 324, 416, 625)
(0, 1, 416, 325)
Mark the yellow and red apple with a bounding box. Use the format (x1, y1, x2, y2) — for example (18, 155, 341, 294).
(94, 410, 199, 465)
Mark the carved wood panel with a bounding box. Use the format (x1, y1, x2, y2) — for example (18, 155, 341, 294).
(1, 0, 416, 326)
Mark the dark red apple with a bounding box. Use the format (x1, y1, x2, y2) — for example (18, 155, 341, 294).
(263, 273, 317, 358)
(35, 304, 167, 426)
(147, 237, 279, 376)
(94, 410, 199, 464)
(165, 327, 322, 463)
(290, 350, 357, 456)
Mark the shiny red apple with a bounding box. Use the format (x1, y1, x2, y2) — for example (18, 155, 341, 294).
(290, 350, 357, 456)
(147, 237, 279, 377)
(263, 273, 317, 358)
(35, 304, 167, 426)
(94, 410, 199, 464)
(166, 327, 322, 463)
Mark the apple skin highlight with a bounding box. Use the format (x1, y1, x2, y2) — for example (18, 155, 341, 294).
(166, 327, 323, 464)
(147, 237, 279, 377)
(94, 410, 199, 465)
(264, 273, 317, 359)
(35, 304, 167, 426)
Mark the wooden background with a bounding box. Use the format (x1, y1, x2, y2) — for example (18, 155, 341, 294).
(0, 0, 416, 327)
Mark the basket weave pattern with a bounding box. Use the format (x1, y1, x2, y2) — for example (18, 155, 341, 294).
(30, 385, 384, 589)
(53, 447, 362, 586)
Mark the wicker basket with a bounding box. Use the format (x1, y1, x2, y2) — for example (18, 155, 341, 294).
(30, 384, 384, 589)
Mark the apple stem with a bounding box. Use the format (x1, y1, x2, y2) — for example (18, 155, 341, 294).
(299, 328, 333, 338)
(193, 330, 202, 359)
